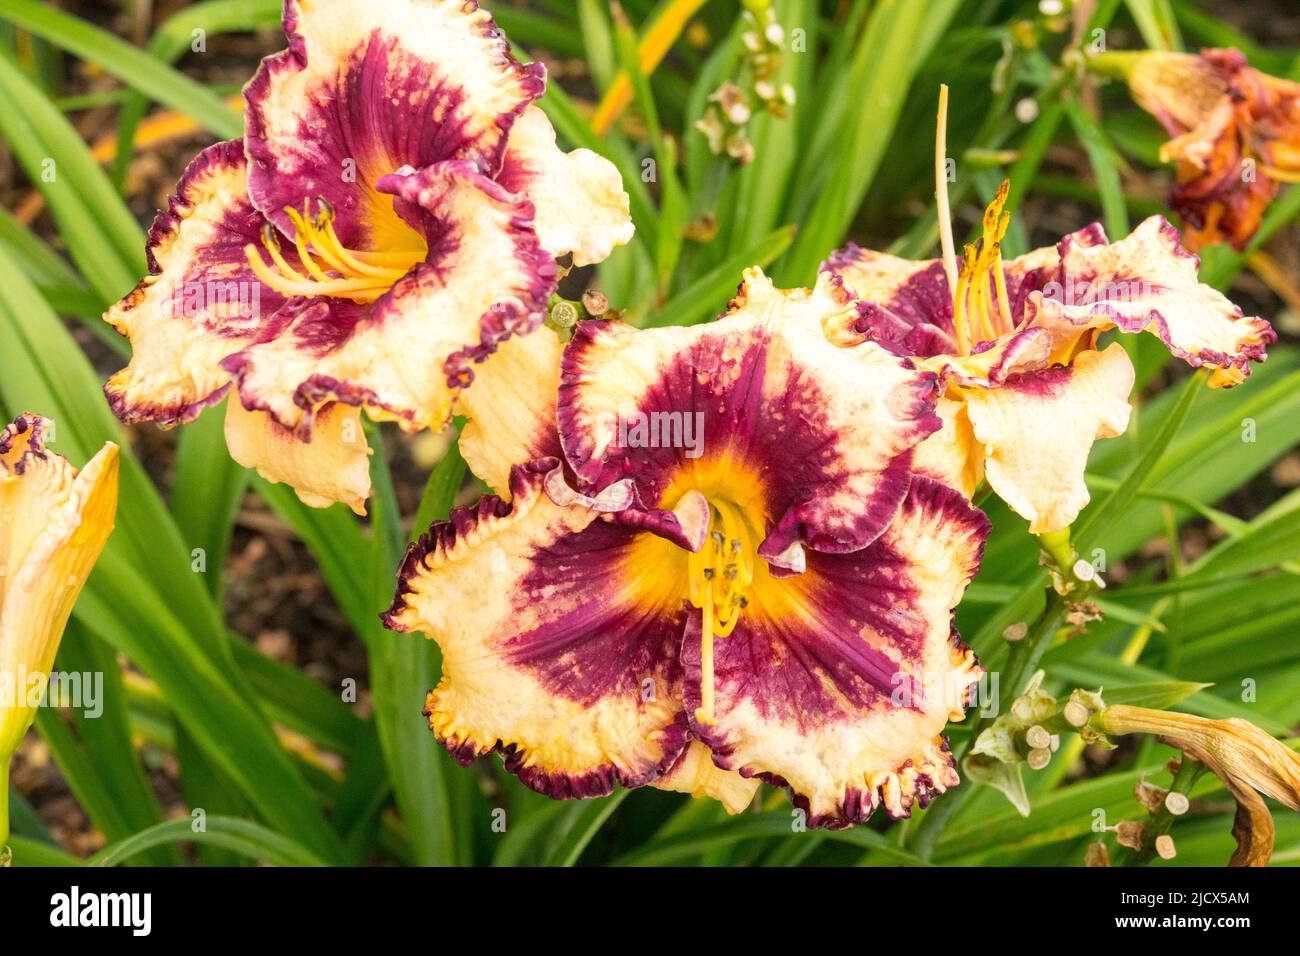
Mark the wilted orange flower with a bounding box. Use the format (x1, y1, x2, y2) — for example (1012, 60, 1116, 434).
(1103, 48, 1300, 251)
(1098, 704, 1300, 866)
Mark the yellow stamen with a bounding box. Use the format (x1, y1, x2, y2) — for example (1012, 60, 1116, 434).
(951, 180, 1017, 351)
(244, 197, 425, 305)
(260, 223, 306, 282)
(992, 242, 1014, 333)
(688, 500, 758, 724)
(284, 206, 333, 282)
(951, 245, 975, 356)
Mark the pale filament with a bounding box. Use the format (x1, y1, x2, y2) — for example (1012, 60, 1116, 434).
(688, 499, 757, 725)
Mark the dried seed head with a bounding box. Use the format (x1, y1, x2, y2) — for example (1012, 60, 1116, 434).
(1083, 841, 1110, 867)
(1115, 820, 1145, 850)
(1063, 699, 1091, 727)
(582, 289, 609, 316)
(1155, 834, 1177, 860)
(1165, 791, 1191, 816)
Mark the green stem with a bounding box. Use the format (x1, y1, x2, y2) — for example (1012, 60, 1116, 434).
(1082, 50, 1145, 81)
(973, 594, 1069, 756)
(908, 591, 1068, 860)
(1121, 757, 1204, 866)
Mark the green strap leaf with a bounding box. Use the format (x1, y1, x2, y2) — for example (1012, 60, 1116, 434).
(0, 0, 243, 138)
(87, 817, 329, 867)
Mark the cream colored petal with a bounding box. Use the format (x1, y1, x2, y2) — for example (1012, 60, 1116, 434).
(453, 326, 563, 498)
(651, 740, 759, 815)
(499, 107, 634, 266)
(383, 461, 689, 797)
(821, 246, 945, 310)
(103, 141, 281, 426)
(1026, 216, 1273, 387)
(913, 397, 983, 499)
(964, 343, 1134, 534)
(224, 399, 372, 515)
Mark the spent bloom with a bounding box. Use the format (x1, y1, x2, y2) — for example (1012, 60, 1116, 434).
(823, 154, 1272, 534)
(104, 0, 632, 515)
(0, 415, 119, 848)
(383, 269, 989, 827)
(1096, 47, 1300, 251)
(1097, 704, 1300, 865)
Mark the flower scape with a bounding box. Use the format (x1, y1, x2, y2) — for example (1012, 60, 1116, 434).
(2, 0, 1300, 870)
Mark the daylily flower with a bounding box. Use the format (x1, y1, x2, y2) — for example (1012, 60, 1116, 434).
(104, 0, 633, 514)
(0, 415, 119, 850)
(823, 181, 1274, 535)
(1093, 48, 1300, 251)
(383, 269, 990, 827)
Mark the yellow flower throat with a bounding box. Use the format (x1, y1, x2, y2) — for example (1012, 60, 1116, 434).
(244, 198, 426, 304)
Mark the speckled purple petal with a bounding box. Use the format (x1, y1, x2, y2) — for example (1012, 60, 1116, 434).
(103, 140, 301, 426)
(243, 0, 544, 248)
(219, 159, 554, 438)
(382, 458, 690, 800)
(1024, 215, 1274, 386)
(683, 476, 988, 828)
(557, 270, 940, 567)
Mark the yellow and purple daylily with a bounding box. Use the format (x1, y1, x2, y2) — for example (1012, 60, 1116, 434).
(822, 183, 1274, 535)
(383, 269, 989, 828)
(104, 0, 632, 515)
(1095, 48, 1300, 251)
(1, 415, 119, 851)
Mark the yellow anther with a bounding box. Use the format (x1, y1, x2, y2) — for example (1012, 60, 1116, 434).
(951, 181, 1018, 350)
(243, 196, 425, 305)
